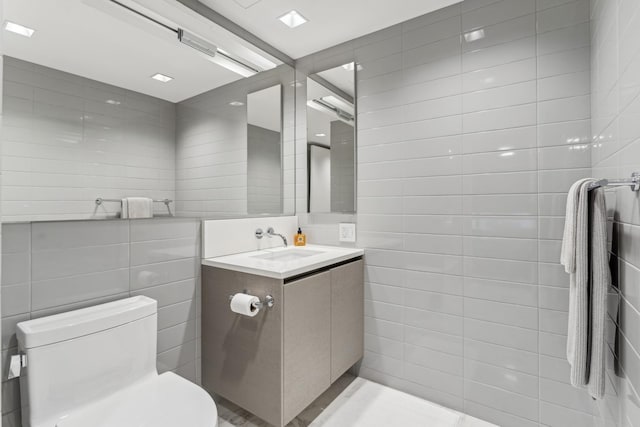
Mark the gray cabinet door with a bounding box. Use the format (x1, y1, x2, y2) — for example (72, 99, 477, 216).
(201, 267, 284, 427)
(330, 259, 364, 382)
(283, 271, 332, 424)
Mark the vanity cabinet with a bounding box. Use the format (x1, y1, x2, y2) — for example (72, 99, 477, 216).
(330, 260, 364, 382)
(283, 271, 331, 422)
(201, 258, 363, 427)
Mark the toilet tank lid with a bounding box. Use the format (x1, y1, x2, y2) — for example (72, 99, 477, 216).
(17, 296, 157, 349)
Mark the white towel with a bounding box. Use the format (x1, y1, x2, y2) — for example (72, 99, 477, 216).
(561, 178, 593, 273)
(121, 197, 153, 219)
(121, 198, 129, 219)
(588, 187, 609, 399)
(565, 179, 592, 388)
(561, 180, 610, 399)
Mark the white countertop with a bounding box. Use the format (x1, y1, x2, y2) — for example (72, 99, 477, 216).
(201, 244, 364, 279)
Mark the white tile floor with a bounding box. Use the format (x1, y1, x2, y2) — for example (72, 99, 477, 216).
(217, 376, 497, 427)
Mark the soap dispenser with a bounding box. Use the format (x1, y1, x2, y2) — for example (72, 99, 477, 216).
(294, 227, 306, 246)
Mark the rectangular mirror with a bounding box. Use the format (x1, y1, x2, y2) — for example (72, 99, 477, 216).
(1, 0, 294, 222)
(247, 85, 283, 214)
(306, 62, 356, 214)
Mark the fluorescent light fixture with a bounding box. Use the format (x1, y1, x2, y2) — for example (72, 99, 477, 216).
(315, 133, 326, 137)
(4, 21, 35, 37)
(178, 29, 217, 57)
(229, 101, 245, 107)
(178, 28, 259, 78)
(213, 53, 259, 78)
(278, 10, 307, 28)
(307, 99, 354, 125)
(151, 73, 173, 83)
(464, 29, 485, 42)
(323, 95, 354, 116)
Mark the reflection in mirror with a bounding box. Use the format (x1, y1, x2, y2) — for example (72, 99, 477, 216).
(1, 0, 293, 222)
(247, 85, 282, 214)
(306, 62, 356, 214)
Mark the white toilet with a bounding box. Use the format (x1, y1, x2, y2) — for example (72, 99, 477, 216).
(16, 296, 218, 427)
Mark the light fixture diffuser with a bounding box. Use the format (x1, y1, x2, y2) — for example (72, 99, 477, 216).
(151, 73, 173, 83)
(4, 21, 35, 37)
(278, 10, 308, 28)
(464, 29, 485, 42)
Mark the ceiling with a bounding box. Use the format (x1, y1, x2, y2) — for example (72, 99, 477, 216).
(2, 0, 281, 102)
(2, 0, 461, 102)
(317, 64, 355, 98)
(198, 0, 461, 58)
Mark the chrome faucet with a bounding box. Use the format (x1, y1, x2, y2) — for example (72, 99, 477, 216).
(266, 227, 287, 247)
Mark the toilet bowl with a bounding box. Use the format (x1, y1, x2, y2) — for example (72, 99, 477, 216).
(16, 296, 218, 427)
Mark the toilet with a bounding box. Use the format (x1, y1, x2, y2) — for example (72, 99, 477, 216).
(16, 296, 218, 427)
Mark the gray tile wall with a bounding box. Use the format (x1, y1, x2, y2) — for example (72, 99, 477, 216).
(1, 57, 176, 222)
(175, 65, 296, 218)
(591, 1, 640, 426)
(247, 124, 282, 214)
(296, 0, 597, 425)
(0, 218, 201, 426)
(330, 120, 356, 213)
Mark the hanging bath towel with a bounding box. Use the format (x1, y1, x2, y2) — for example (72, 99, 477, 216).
(561, 179, 610, 399)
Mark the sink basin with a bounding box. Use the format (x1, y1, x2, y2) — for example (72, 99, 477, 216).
(251, 248, 325, 262)
(202, 244, 364, 279)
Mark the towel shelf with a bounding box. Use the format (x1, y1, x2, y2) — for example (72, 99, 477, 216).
(588, 172, 640, 192)
(95, 198, 173, 206)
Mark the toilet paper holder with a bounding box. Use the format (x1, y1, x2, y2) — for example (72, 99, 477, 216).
(228, 292, 275, 310)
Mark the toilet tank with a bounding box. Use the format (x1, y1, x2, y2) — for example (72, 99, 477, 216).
(16, 296, 158, 427)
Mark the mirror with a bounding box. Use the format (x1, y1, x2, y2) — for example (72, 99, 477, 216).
(247, 85, 283, 214)
(1, 0, 294, 222)
(306, 62, 356, 213)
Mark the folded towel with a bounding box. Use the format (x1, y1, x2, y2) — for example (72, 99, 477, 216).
(561, 179, 610, 400)
(121, 197, 153, 219)
(121, 198, 129, 219)
(588, 187, 609, 399)
(565, 179, 592, 388)
(561, 178, 593, 274)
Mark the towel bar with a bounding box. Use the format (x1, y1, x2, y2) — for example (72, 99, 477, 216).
(588, 172, 640, 192)
(95, 198, 172, 206)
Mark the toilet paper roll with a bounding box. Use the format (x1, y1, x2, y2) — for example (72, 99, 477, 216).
(230, 293, 261, 317)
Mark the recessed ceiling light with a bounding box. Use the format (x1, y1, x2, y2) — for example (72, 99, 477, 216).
(105, 99, 121, 105)
(151, 73, 173, 83)
(4, 21, 35, 37)
(315, 133, 326, 137)
(278, 10, 308, 28)
(464, 29, 485, 42)
(229, 101, 245, 107)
